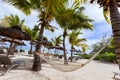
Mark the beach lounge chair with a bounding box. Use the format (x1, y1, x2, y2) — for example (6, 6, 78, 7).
(0, 55, 25, 75)
(0, 49, 5, 54)
(113, 71, 120, 78)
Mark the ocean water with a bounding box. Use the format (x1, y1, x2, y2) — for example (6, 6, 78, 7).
(0, 41, 72, 57)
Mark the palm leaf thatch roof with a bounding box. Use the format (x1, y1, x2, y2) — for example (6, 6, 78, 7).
(51, 46, 64, 51)
(30, 40, 51, 46)
(1, 38, 26, 46)
(0, 26, 30, 40)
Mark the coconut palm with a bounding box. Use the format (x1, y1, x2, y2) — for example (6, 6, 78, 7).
(51, 35, 63, 54)
(3, 0, 68, 71)
(76, 0, 120, 61)
(22, 25, 39, 55)
(0, 14, 29, 56)
(68, 30, 87, 62)
(51, 35, 63, 46)
(0, 14, 25, 28)
(55, 5, 93, 64)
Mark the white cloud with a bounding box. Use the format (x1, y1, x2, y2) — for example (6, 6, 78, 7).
(25, 11, 38, 28)
(83, 3, 104, 23)
(79, 21, 112, 53)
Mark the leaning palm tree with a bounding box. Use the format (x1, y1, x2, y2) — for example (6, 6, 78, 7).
(76, 0, 120, 63)
(55, 5, 93, 64)
(3, 0, 68, 71)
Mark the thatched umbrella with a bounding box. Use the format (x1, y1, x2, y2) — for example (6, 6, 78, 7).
(76, 50, 82, 53)
(0, 26, 30, 40)
(0, 42, 7, 48)
(1, 38, 26, 46)
(0, 26, 30, 55)
(70, 49, 78, 52)
(1, 37, 26, 52)
(30, 40, 52, 54)
(52, 46, 64, 51)
(50, 45, 65, 56)
(30, 40, 51, 46)
(70, 48, 78, 54)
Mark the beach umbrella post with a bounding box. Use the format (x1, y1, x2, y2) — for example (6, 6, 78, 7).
(0, 26, 30, 56)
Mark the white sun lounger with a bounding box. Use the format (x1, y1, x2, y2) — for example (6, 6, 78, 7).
(113, 71, 120, 78)
(0, 55, 25, 76)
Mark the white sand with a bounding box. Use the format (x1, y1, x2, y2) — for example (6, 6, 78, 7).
(0, 55, 119, 80)
(41, 60, 120, 80)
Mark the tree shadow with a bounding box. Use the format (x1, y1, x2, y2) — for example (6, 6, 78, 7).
(112, 77, 120, 80)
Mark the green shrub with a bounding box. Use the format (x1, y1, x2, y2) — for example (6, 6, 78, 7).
(100, 52, 117, 63)
(94, 54, 101, 60)
(81, 52, 117, 63)
(81, 54, 92, 59)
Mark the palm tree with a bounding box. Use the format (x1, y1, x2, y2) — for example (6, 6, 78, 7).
(51, 35, 63, 54)
(51, 35, 63, 46)
(68, 30, 87, 62)
(0, 14, 27, 55)
(41, 36, 53, 53)
(55, 6, 93, 64)
(0, 14, 25, 27)
(22, 25, 39, 55)
(3, 0, 68, 71)
(76, 0, 120, 62)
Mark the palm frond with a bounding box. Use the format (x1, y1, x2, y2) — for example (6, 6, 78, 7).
(51, 35, 63, 46)
(0, 14, 25, 28)
(103, 7, 111, 24)
(75, 43, 88, 47)
(3, 0, 31, 15)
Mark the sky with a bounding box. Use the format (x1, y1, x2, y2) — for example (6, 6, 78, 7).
(0, 1, 114, 53)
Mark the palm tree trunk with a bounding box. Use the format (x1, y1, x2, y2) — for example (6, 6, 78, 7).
(47, 48, 49, 53)
(54, 49, 57, 54)
(63, 29, 68, 64)
(32, 22, 45, 71)
(8, 38, 14, 56)
(109, 0, 120, 57)
(43, 47, 45, 53)
(71, 45, 73, 62)
(29, 43, 33, 54)
(109, 0, 120, 68)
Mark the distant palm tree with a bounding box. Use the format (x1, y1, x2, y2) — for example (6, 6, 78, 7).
(0, 14, 26, 55)
(22, 25, 39, 55)
(51, 35, 63, 54)
(3, 0, 68, 71)
(68, 30, 87, 62)
(55, 6, 93, 64)
(0, 14, 25, 28)
(51, 35, 63, 46)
